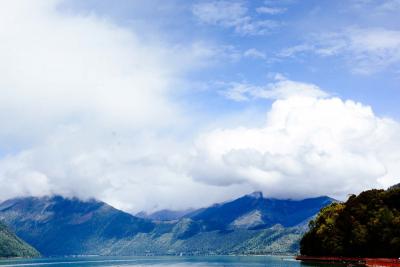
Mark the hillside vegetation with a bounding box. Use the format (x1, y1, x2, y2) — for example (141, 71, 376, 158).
(0, 221, 39, 258)
(300, 186, 400, 258)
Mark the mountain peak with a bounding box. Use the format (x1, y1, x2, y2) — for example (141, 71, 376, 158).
(247, 191, 263, 199)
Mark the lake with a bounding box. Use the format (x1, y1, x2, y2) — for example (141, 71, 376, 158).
(0, 256, 342, 267)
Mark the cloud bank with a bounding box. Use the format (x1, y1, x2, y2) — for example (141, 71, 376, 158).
(0, 0, 253, 212)
(192, 82, 400, 199)
(0, 0, 400, 213)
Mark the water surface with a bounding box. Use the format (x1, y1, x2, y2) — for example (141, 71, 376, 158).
(0, 256, 342, 267)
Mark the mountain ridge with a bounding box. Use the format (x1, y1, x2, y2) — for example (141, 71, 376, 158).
(136, 209, 195, 221)
(0, 192, 333, 256)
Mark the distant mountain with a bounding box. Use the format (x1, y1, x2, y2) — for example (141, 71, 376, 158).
(188, 192, 333, 231)
(389, 182, 400, 190)
(0, 196, 155, 256)
(0, 221, 39, 258)
(0, 193, 333, 256)
(136, 209, 195, 221)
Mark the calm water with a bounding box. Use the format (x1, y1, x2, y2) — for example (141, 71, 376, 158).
(0, 256, 342, 267)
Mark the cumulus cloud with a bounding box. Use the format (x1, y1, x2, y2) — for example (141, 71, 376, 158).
(0, 1, 181, 135)
(0, 126, 251, 212)
(0, 0, 253, 212)
(191, 79, 400, 200)
(192, 1, 279, 35)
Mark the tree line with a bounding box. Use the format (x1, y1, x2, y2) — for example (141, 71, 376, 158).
(300, 184, 400, 258)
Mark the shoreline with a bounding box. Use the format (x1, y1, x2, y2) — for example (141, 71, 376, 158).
(296, 256, 400, 266)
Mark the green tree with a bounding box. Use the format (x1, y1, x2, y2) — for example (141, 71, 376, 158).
(300, 187, 400, 258)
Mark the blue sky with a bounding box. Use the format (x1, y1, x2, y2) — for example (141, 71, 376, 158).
(60, 0, 400, 120)
(0, 0, 400, 212)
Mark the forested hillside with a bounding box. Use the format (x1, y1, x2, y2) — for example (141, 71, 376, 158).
(300, 185, 400, 258)
(0, 221, 39, 258)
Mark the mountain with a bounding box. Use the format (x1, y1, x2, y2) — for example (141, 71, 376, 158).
(389, 182, 400, 190)
(188, 192, 333, 231)
(0, 193, 333, 256)
(0, 221, 39, 258)
(300, 186, 400, 258)
(0, 196, 155, 256)
(136, 209, 195, 221)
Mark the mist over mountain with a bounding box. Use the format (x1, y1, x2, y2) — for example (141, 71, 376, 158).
(1, 0, 400, 237)
(0, 192, 333, 256)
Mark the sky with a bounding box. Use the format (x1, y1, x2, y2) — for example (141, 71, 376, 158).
(0, 0, 400, 213)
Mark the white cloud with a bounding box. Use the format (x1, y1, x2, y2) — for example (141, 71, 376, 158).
(317, 28, 400, 74)
(378, 0, 400, 11)
(351, 0, 400, 12)
(256, 6, 287, 15)
(192, 1, 279, 35)
(277, 44, 314, 58)
(0, 0, 253, 213)
(192, 1, 247, 26)
(191, 80, 400, 199)
(0, 125, 251, 212)
(190, 44, 267, 63)
(1, 1, 400, 213)
(243, 48, 267, 59)
(222, 75, 328, 101)
(0, 1, 182, 135)
(279, 27, 400, 74)
(188, 42, 243, 63)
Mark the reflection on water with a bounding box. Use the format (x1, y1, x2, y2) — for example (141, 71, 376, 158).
(0, 256, 343, 267)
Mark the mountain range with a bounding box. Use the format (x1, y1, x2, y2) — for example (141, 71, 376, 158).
(0, 192, 333, 256)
